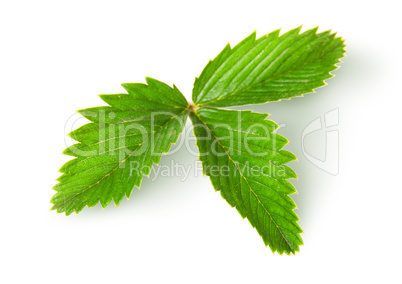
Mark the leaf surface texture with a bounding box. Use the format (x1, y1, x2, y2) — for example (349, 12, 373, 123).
(52, 78, 188, 215)
(190, 108, 302, 254)
(192, 27, 345, 107)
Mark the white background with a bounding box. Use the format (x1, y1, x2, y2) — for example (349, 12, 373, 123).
(1, 0, 401, 283)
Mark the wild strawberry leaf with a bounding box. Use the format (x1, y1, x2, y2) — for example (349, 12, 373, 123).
(52, 78, 188, 215)
(52, 26, 346, 254)
(190, 107, 302, 254)
(192, 26, 345, 107)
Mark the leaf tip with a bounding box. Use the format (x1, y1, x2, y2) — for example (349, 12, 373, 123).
(120, 82, 131, 92)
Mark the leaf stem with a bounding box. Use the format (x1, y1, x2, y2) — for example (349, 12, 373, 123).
(187, 102, 199, 113)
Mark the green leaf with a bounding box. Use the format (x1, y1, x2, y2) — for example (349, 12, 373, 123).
(51, 78, 188, 215)
(192, 26, 345, 107)
(190, 107, 302, 254)
(52, 26, 346, 254)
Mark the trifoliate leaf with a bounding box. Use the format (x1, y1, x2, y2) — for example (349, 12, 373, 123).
(52, 78, 188, 215)
(190, 107, 302, 254)
(52, 26, 346, 254)
(192, 26, 345, 107)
